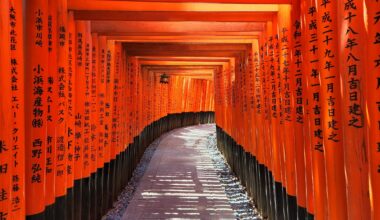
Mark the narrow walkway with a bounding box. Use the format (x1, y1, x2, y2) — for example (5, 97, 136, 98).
(122, 124, 236, 219)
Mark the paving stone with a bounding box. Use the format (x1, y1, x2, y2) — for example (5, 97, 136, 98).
(104, 124, 261, 220)
(122, 125, 236, 219)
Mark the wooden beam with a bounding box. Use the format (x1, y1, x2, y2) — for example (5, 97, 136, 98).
(91, 21, 265, 33)
(103, 0, 290, 3)
(126, 50, 243, 57)
(143, 67, 216, 74)
(138, 56, 231, 62)
(139, 60, 228, 65)
(68, 1, 280, 12)
(143, 65, 221, 70)
(97, 31, 262, 36)
(143, 67, 215, 79)
(124, 43, 251, 51)
(123, 43, 248, 58)
(108, 36, 259, 43)
(154, 72, 214, 76)
(75, 11, 275, 22)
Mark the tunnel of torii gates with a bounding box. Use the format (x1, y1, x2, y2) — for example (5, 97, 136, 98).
(0, 0, 380, 220)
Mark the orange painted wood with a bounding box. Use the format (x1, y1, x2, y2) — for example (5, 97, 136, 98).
(111, 42, 122, 160)
(90, 33, 99, 174)
(101, 0, 290, 3)
(0, 0, 13, 218)
(25, 0, 49, 215)
(66, 11, 76, 188)
(365, 1, 380, 219)
(46, 0, 58, 206)
(74, 11, 275, 22)
(68, 1, 279, 12)
(55, 0, 69, 198)
(9, 0, 26, 217)
(124, 43, 251, 51)
(337, 0, 370, 219)
(252, 41, 261, 161)
(299, 0, 314, 215)
(268, 19, 282, 183)
(256, 36, 266, 168)
(82, 21, 92, 178)
(107, 36, 260, 44)
(304, 1, 327, 219)
(317, 0, 348, 219)
(92, 21, 265, 34)
(125, 57, 132, 144)
(261, 25, 273, 176)
(290, 0, 307, 210)
(104, 40, 115, 164)
(97, 36, 107, 169)
(278, 5, 297, 196)
(126, 51, 242, 58)
(74, 20, 86, 181)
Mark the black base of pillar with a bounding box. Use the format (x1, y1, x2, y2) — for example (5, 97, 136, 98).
(90, 172, 97, 220)
(275, 181, 285, 220)
(66, 187, 74, 220)
(81, 177, 91, 220)
(215, 126, 314, 220)
(44, 203, 55, 220)
(307, 212, 315, 220)
(297, 205, 307, 220)
(73, 179, 82, 220)
(102, 162, 110, 213)
(287, 194, 298, 220)
(55, 194, 67, 220)
(26, 212, 45, 220)
(96, 167, 104, 219)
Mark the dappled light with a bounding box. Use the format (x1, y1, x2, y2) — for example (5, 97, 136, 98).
(0, 0, 379, 219)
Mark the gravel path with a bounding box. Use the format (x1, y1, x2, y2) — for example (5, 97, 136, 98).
(103, 124, 261, 220)
(205, 132, 261, 219)
(102, 131, 170, 220)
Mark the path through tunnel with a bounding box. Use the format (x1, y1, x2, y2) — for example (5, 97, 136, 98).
(0, 0, 379, 220)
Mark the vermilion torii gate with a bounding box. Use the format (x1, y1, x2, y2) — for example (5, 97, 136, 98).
(0, 0, 379, 220)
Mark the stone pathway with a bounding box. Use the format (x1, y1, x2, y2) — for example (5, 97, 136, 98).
(122, 124, 236, 219)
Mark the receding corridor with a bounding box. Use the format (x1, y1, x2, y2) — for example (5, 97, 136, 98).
(0, 1, 379, 219)
(122, 125, 240, 219)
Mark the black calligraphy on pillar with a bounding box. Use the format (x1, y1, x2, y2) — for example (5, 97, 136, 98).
(67, 31, 74, 175)
(104, 50, 112, 153)
(248, 52, 254, 111)
(261, 43, 269, 120)
(254, 52, 261, 114)
(31, 63, 44, 183)
(9, 5, 22, 212)
(112, 51, 120, 150)
(344, 0, 364, 129)
(46, 74, 54, 176)
(293, 19, 304, 124)
(269, 36, 278, 119)
(56, 25, 66, 178)
(48, 15, 52, 52)
(0, 148, 9, 216)
(308, 5, 324, 153)
(74, 31, 83, 164)
(276, 34, 283, 125)
(90, 44, 97, 166)
(98, 48, 106, 161)
(83, 42, 91, 171)
(320, 0, 340, 143)
(372, 5, 380, 173)
(281, 28, 291, 122)
(35, 10, 43, 47)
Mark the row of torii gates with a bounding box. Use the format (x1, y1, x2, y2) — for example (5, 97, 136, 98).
(0, 0, 379, 219)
